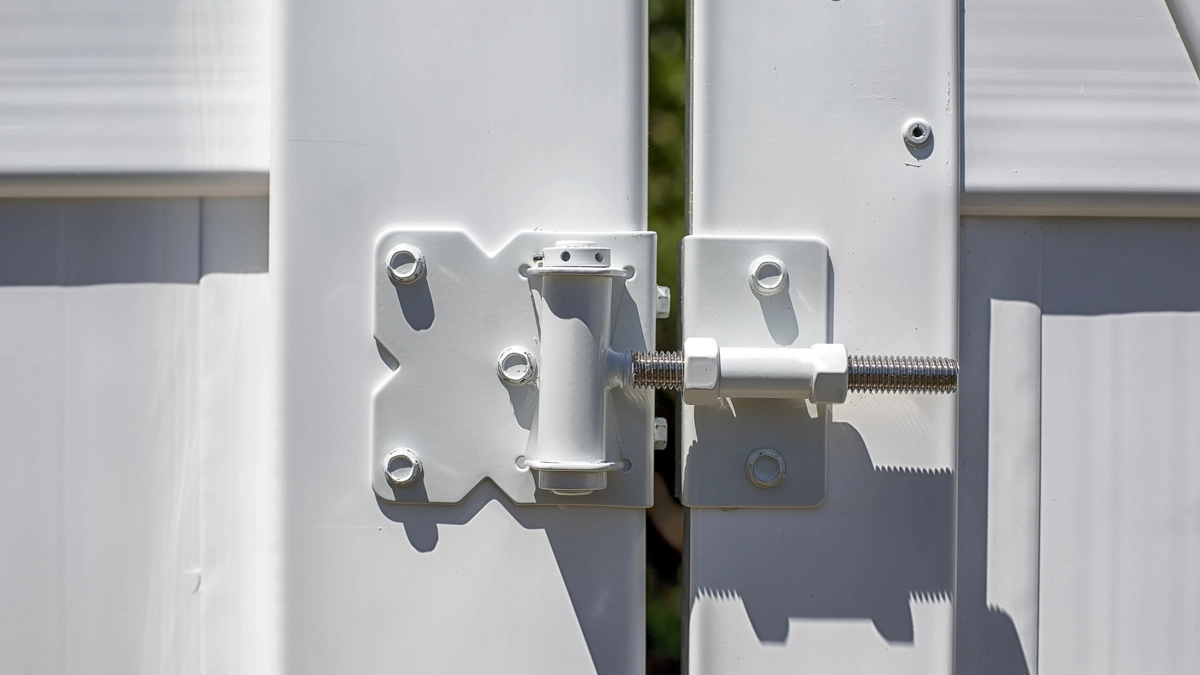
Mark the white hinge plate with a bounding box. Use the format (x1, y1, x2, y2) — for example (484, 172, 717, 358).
(372, 229, 656, 507)
(680, 235, 830, 508)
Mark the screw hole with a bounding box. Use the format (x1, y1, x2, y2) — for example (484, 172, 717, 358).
(620, 458, 633, 473)
(912, 127, 924, 138)
(560, 251, 571, 262)
(623, 265, 636, 279)
(594, 251, 604, 263)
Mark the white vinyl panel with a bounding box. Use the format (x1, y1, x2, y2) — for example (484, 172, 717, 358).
(957, 219, 1044, 674)
(0, 0, 269, 179)
(0, 288, 66, 673)
(0, 198, 277, 673)
(197, 272, 280, 675)
(687, 0, 959, 671)
(1037, 219, 1200, 674)
(274, 2, 647, 673)
(963, 0, 1200, 210)
(61, 285, 202, 674)
(985, 299, 1042, 674)
(1041, 312, 1200, 674)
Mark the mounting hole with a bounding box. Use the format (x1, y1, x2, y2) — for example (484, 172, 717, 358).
(746, 448, 785, 488)
(623, 265, 636, 279)
(515, 455, 528, 470)
(518, 263, 532, 279)
(496, 346, 537, 386)
(560, 251, 571, 262)
(384, 448, 423, 487)
(620, 458, 633, 473)
(748, 256, 788, 296)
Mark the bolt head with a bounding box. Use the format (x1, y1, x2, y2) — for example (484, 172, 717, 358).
(810, 343, 849, 404)
(384, 448, 423, 487)
(748, 256, 788, 296)
(655, 285, 671, 319)
(653, 417, 669, 450)
(746, 448, 786, 488)
(902, 118, 933, 148)
(496, 346, 537, 386)
(386, 244, 426, 284)
(682, 337, 721, 406)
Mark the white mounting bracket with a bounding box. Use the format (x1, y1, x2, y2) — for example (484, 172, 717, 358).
(372, 229, 657, 507)
(680, 235, 832, 508)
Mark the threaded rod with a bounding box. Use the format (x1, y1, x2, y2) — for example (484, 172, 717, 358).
(631, 350, 683, 390)
(847, 355, 958, 394)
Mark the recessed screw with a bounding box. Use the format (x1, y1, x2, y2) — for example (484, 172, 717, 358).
(386, 244, 426, 284)
(902, 118, 932, 148)
(384, 448, 423, 487)
(496, 346, 537, 386)
(746, 448, 785, 488)
(748, 256, 788, 296)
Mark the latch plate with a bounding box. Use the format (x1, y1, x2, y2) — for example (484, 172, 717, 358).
(680, 235, 830, 508)
(373, 229, 656, 507)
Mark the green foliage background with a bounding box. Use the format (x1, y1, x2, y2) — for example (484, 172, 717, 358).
(650, 0, 687, 354)
(647, 0, 686, 673)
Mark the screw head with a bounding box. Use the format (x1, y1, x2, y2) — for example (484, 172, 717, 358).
(748, 256, 788, 296)
(384, 448, 423, 487)
(496, 346, 537, 386)
(746, 448, 785, 488)
(902, 118, 932, 148)
(386, 244, 426, 284)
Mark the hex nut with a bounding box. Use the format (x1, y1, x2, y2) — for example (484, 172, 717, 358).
(384, 448, 423, 487)
(386, 244, 426, 284)
(655, 285, 672, 319)
(746, 448, 786, 488)
(902, 118, 933, 148)
(653, 417, 669, 450)
(748, 256, 788, 297)
(496, 346, 537, 386)
(682, 337, 721, 406)
(810, 343, 850, 404)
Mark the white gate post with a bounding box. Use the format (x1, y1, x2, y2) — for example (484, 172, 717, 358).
(273, 2, 649, 673)
(684, 1, 960, 672)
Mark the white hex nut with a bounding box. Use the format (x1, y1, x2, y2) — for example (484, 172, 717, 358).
(653, 417, 669, 450)
(810, 343, 849, 404)
(655, 285, 671, 319)
(683, 337, 721, 406)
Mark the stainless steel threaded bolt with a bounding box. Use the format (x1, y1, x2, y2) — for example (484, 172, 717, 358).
(630, 350, 683, 390)
(847, 355, 958, 394)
